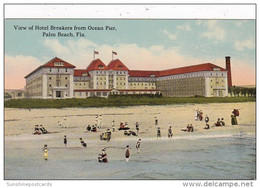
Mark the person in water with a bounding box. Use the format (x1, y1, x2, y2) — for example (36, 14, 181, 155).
(79, 138, 87, 147)
(64, 135, 67, 146)
(136, 139, 141, 153)
(125, 145, 130, 162)
(168, 126, 173, 138)
(157, 127, 161, 138)
(100, 148, 108, 163)
(43, 144, 49, 161)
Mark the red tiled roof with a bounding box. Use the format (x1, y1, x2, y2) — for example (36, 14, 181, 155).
(129, 70, 160, 77)
(74, 69, 89, 76)
(86, 59, 108, 71)
(107, 59, 129, 71)
(158, 63, 226, 77)
(25, 57, 75, 78)
(42, 57, 75, 68)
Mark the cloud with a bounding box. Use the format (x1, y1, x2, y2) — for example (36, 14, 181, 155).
(5, 39, 255, 89)
(234, 38, 255, 51)
(161, 30, 177, 40)
(201, 20, 226, 40)
(177, 24, 191, 31)
(5, 55, 42, 89)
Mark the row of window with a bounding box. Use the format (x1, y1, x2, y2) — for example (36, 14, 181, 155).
(158, 72, 225, 81)
(49, 83, 68, 87)
(49, 76, 68, 80)
(49, 68, 68, 73)
(130, 83, 155, 86)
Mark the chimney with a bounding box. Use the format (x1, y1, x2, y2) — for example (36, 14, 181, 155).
(225, 56, 232, 87)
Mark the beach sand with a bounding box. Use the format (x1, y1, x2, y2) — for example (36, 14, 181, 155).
(4, 102, 256, 179)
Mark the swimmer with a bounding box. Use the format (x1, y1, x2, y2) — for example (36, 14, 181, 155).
(43, 144, 49, 161)
(125, 145, 130, 162)
(64, 135, 67, 146)
(136, 139, 141, 153)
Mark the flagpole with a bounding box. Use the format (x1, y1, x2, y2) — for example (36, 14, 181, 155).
(93, 50, 95, 60)
(112, 51, 113, 60)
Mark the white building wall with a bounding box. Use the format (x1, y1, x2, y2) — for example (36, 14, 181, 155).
(69, 74, 74, 98)
(205, 77, 210, 97)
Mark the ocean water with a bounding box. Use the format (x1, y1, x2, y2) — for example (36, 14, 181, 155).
(5, 135, 255, 180)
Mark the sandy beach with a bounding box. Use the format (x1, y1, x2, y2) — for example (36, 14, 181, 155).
(4, 102, 256, 179)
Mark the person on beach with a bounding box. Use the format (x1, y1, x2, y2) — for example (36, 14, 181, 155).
(168, 126, 173, 138)
(195, 110, 199, 121)
(100, 148, 108, 163)
(204, 124, 210, 130)
(136, 139, 141, 153)
(34, 125, 41, 135)
(205, 115, 209, 123)
(43, 144, 49, 161)
(199, 110, 203, 121)
(215, 118, 221, 127)
(64, 135, 67, 146)
(98, 115, 103, 128)
(79, 138, 87, 147)
(125, 145, 130, 162)
(220, 118, 225, 126)
(231, 114, 238, 125)
(40, 125, 49, 134)
(112, 120, 115, 132)
(231, 109, 239, 125)
(157, 127, 161, 138)
(106, 129, 111, 142)
(87, 125, 91, 132)
(136, 122, 140, 134)
(155, 117, 158, 126)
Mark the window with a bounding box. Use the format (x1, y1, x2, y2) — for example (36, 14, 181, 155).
(65, 84, 67, 87)
(49, 68, 52, 72)
(65, 77, 68, 80)
(65, 68, 68, 72)
(58, 68, 59, 72)
(49, 84, 52, 87)
(49, 77, 51, 80)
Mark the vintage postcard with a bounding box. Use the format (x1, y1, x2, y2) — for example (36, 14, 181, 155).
(4, 4, 256, 182)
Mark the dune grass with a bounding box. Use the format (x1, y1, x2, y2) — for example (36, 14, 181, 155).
(4, 96, 256, 109)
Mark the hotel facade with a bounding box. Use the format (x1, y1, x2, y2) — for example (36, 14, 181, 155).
(24, 56, 232, 98)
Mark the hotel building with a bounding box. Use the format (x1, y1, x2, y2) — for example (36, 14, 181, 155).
(24, 56, 232, 98)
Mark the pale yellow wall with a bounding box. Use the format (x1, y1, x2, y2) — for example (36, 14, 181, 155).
(96, 75, 107, 89)
(74, 81, 90, 90)
(129, 82, 156, 89)
(116, 75, 127, 89)
(46, 75, 71, 97)
(209, 77, 226, 97)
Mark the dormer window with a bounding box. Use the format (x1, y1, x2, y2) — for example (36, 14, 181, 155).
(98, 65, 104, 69)
(54, 62, 64, 66)
(118, 65, 123, 69)
(213, 67, 220, 71)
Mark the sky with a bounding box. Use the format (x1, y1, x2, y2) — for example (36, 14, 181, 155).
(5, 19, 255, 89)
